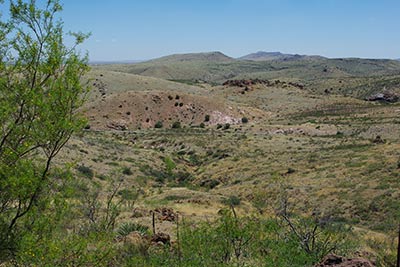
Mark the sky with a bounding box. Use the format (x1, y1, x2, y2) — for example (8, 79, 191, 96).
(4, 0, 400, 61)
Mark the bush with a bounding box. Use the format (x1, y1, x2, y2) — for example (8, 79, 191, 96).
(204, 114, 210, 122)
(223, 123, 231, 130)
(199, 122, 205, 128)
(287, 167, 296, 174)
(164, 156, 176, 176)
(122, 167, 133, 175)
(77, 165, 94, 179)
(154, 121, 163, 128)
(200, 179, 220, 189)
(222, 195, 241, 206)
(118, 189, 138, 201)
(171, 121, 181, 129)
(241, 117, 249, 123)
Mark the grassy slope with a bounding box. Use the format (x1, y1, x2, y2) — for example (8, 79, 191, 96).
(85, 69, 209, 102)
(93, 56, 400, 98)
(56, 56, 400, 259)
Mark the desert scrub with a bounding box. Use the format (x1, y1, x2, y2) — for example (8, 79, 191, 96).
(119, 209, 355, 267)
(154, 121, 163, 128)
(77, 165, 95, 179)
(116, 222, 149, 239)
(122, 167, 133, 175)
(171, 121, 182, 129)
(222, 195, 241, 206)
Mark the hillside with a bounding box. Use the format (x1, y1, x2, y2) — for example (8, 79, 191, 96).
(239, 51, 325, 61)
(66, 53, 400, 266)
(85, 69, 209, 101)
(93, 54, 400, 99)
(147, 51, 234, 63)
(83, 90, 260, 130)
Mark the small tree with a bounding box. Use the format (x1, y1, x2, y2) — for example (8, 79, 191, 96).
(0, 0, 89, 259)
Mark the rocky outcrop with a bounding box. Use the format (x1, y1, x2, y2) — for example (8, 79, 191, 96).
(222, 79, 304, 90)
(153, 207, 177, 222)
(106, 119, 128, 131)
(365, 91, 399, 103)
(315, 254, 375, 267)
(150, 232, 171, 245)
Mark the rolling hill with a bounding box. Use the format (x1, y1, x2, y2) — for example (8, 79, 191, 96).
(146, 51, 234, 63)
(239, 51, 325, 61)
(93, 53, 400, 99)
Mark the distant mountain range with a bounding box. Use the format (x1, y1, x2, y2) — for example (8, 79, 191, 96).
(89, 60, 144, 65)
(91, 52, 400, 65)
(239, 51, 325, 61)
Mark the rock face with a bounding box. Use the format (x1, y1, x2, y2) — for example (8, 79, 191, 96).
(153, 207, 177, 222)
(222, 79, 304, 90)
(315, 254, 375, 267)
(106, 119, 128, 131)
(365, 91, 399, 103)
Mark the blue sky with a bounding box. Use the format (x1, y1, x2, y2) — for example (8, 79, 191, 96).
(7, 0, 400, 61)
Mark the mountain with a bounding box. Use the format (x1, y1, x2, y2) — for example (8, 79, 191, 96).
(239, 51, 325, 61)
(146, 51, 234, 63)
(89, 60, 144, 65)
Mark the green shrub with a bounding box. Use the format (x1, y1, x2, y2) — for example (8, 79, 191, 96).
(164, 157, 176, 172)
(122, 167, 133, 175)
(116, 222, 149, 238)
(76, 165, 94, 179)
(199, 179, 220, 189)
(118, 189, 138, 201)
(222, 195, 241, 206)
(171, 121, 181, 129)
(241, 117, 249, 123)
(154, 121, 163, 128)
(204, 114, 210, 122)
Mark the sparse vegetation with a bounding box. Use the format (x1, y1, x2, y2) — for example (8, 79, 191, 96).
(1, 1, 399, 265)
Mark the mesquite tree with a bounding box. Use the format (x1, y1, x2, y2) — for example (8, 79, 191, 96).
(0, 0, 89, 257)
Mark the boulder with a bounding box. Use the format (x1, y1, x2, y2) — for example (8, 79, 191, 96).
(153, 207, 177, 222)
(151, 232, 170, 245)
